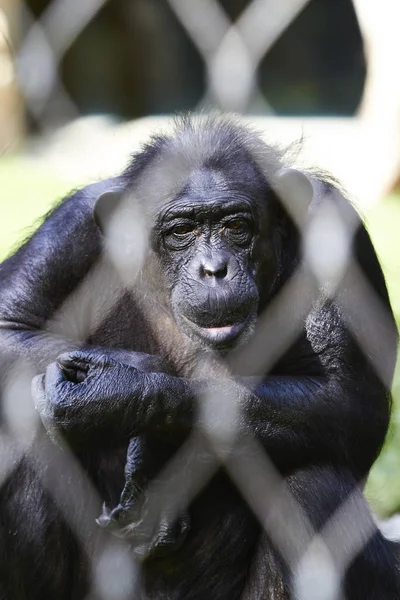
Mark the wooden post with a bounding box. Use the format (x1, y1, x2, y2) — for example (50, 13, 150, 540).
(0, 0, 24, 152)
(352, 0, 400, 195)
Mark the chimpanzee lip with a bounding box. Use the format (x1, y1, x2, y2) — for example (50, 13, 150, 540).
(182, 314, 251, 347)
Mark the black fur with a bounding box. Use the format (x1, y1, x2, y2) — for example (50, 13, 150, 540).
(0, 115, 399, 599)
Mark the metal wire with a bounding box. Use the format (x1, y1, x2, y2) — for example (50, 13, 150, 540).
(0, 1, 397, 599)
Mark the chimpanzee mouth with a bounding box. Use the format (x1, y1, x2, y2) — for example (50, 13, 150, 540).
(182, 313, 254, 348)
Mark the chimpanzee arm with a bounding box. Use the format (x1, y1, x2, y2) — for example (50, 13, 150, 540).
(32, 322, 389, 479)
(0, 178, 164, 379)
(0, 178, 125, 371)
(0, 183, 98, 366)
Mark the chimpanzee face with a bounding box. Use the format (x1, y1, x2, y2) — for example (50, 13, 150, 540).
(94, 130, 309, 353)
(153, 168, 263, 351)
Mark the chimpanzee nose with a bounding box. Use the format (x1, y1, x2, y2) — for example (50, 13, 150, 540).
(200, 252, 229, 279)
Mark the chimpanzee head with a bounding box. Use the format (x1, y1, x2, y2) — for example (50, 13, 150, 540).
(94, 116, 313, 351)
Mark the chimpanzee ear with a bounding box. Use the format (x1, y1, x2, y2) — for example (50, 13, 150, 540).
(274, 168, 314, 224)
(93, 189, 124, 233)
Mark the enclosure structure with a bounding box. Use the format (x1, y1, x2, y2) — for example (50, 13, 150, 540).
(0, 1, 399, 599)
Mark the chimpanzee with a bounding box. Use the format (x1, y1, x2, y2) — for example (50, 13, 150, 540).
(0, 115, 399, 600)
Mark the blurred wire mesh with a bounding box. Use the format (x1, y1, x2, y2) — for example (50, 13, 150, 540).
(0, 1, 400, 599)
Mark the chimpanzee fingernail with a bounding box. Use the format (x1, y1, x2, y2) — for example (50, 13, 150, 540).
(96, 515, 111, 528)
(58, 357, 88, 370)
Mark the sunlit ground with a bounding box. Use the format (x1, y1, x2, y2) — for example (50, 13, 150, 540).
(1, 157, 400, 516)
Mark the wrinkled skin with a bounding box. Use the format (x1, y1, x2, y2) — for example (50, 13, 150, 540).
(0, 116, 399, 600)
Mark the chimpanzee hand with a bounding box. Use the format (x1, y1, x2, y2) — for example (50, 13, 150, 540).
(31, 349, 154, 447)
(32, 350, 192, 560)
(98, 499, 190, 560)
(97, 437, 190, 560)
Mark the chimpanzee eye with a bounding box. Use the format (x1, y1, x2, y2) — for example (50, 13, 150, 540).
(223, 218, 253, 246)
(225, 218, 252, 234)
(226, 219, 245, 230)
(170, 224, 194, 236)
(163, 222, 196, 250)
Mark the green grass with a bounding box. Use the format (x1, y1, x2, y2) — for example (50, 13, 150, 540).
(362, 196, 400, 515)
(0, 158, 83, 259)
(1, 157, 400, 516)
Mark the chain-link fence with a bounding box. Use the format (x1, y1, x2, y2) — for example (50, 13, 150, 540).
(0, 1, 399, 599)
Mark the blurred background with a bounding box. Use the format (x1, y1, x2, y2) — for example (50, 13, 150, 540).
(0, 0, 400, 518)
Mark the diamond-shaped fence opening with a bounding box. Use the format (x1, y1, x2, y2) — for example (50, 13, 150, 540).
(0, 1, 399, 599)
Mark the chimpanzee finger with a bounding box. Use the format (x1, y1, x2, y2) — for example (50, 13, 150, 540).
(37, 362, 82, 419)
(60, 364, 87, 383)
(58, 356, 89, 384)
(31, 373, 46, 412)
(45, 361, 77, 394)
(32, 362, 88, 439)
(57, 350, 114, 374)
